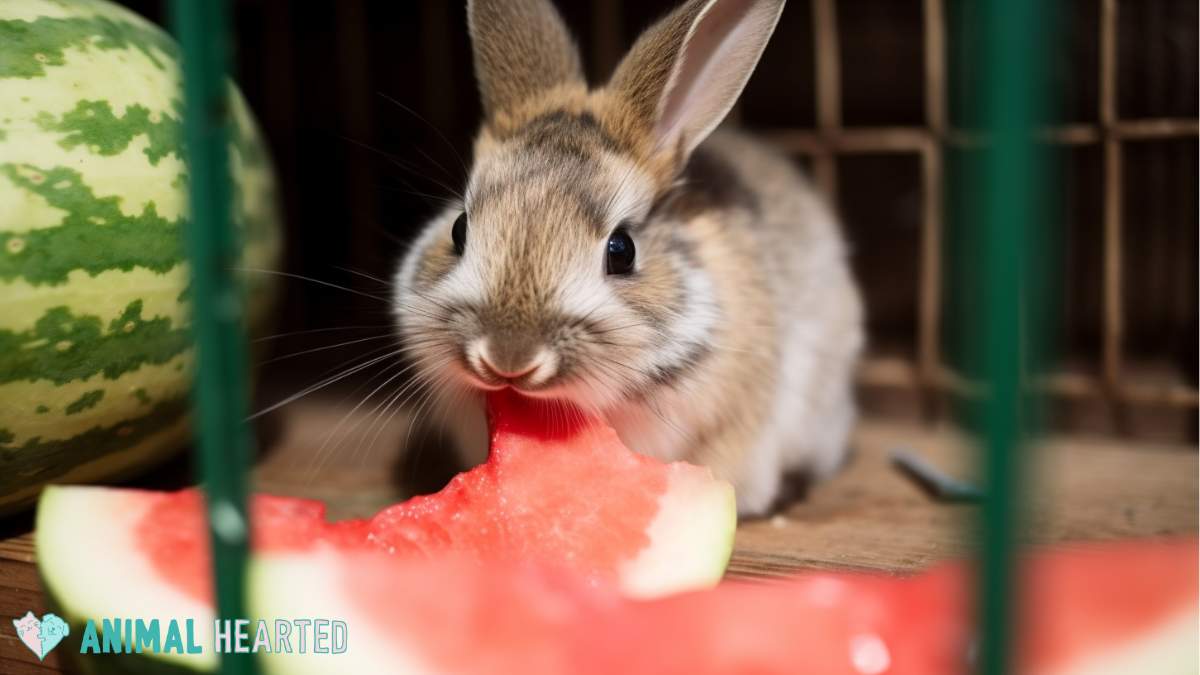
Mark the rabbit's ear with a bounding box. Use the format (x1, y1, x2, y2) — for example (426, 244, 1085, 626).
(607, 0, 784, 160)
(468, 0, 585, 120)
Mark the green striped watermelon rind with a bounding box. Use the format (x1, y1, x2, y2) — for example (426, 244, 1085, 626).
(0, 0, 282, 514)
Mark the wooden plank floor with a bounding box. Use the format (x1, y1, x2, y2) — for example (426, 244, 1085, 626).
(2, 399, 1196, 672)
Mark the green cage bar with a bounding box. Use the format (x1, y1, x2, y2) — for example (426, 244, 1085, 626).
(975, 0, 1048, 673)
(169, 1, 255, 674)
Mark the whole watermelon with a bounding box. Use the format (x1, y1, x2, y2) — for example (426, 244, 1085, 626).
(0, 0, 282, 514)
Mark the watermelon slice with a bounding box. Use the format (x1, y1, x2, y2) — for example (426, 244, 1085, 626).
(35, 390, 735, 672)
(250, 539, 1197, 675)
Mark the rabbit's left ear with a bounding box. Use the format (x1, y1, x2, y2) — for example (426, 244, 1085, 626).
(468, 0, 585, 122)
(607, 0, 785, 161)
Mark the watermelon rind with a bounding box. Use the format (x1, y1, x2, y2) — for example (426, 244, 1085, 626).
(617, 463, 736, 597)
(249, 552, 437, 675)
(4, 415, 191, 517)
(1050, 609, 1199, 675)
(0, 0, 282, 515)
(36, 485, 217, 674)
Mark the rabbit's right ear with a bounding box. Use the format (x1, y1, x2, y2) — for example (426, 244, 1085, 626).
(468, 0, 585, 124)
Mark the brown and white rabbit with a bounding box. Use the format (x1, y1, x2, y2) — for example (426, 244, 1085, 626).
(393, 0, 863, 516)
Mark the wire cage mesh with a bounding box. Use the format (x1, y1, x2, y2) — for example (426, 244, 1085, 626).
(718, 0, 1198, 440)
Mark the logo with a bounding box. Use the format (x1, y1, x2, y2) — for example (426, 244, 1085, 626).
(11, 612, 347, 659)
(12, 611, 70, 661)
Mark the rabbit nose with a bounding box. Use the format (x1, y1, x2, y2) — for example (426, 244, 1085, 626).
(471, 337, 556, 385)
(479, 336, 539, 378)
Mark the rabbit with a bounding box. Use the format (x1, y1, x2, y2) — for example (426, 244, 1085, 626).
(393, 0, 863, 516)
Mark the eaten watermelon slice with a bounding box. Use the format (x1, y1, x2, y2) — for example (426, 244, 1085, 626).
(35, 391, 735, 672)
(250, 538, 1197, 675)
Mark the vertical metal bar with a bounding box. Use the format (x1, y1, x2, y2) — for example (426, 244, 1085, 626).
(975, 0, 1047, 673)
(1099, 0, 1124, 400)
(918, 0, 947, 416)
(918, 143, 943, 411)
(923, 0, 947, 133)
(1099, 0, 1118, 127)
(811, 0, 840, 197)
(169, 2, 255, 674)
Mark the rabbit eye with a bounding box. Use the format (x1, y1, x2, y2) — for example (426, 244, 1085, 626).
(606, 226, 636, 275)
(452, 212, 468, 256)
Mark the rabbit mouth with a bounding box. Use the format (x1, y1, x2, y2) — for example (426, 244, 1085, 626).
(460, 369, 557, 398)
(455, 362, 588, 405)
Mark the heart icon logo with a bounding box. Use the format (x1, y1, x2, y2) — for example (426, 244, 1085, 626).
(11, 611, 69, 661)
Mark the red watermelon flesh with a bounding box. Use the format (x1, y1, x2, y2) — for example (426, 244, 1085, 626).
(123, 390, 733, 604)
(134, 490, 373, 604)
(367, 391, 735, 592)
(36, 390, 736, 669)
(252, 538, 1197, 675)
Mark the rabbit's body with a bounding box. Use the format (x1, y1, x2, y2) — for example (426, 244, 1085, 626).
(394, 0, 863, 515)
(606, 130, 862, 514)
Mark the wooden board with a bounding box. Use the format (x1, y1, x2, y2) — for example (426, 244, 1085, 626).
(2, 399, 1196, 672)
(731, 422, 1198, 577)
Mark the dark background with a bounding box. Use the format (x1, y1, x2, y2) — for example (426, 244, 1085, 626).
(114, 0, 1198, 439)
